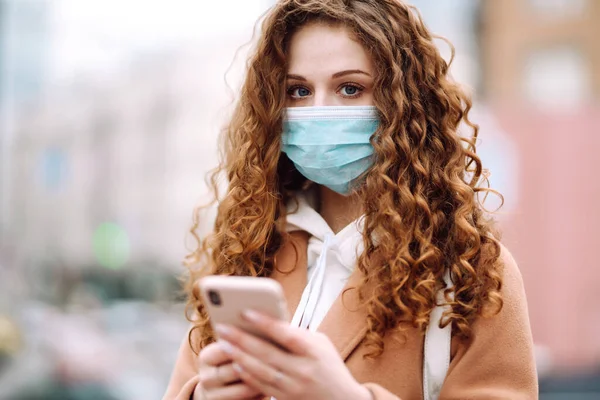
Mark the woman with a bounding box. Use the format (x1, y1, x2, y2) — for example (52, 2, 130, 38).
(164, 0, 537, 399)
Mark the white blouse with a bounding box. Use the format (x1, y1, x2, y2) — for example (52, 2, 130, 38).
(285, 194, 364, 331)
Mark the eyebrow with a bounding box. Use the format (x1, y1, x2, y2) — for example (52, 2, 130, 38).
(332, 69, 371, 78)
(286, 69, 372, 81)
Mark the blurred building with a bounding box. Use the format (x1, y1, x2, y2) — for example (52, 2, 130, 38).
(479, 0, 600, 373)
(2, 1, 266, 284)
(9, 47, 234, 275)
(480, 0, 599, 108)
(0, 0, 48, 104)
(0, 0, 49, 246)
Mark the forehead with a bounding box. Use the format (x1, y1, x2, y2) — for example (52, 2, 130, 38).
(286, 22, 374, 74)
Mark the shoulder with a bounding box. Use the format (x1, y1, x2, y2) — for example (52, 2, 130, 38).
(497, 242, 527, 302)
(456, 241, 534, 349)
(442, 242, 538, 398)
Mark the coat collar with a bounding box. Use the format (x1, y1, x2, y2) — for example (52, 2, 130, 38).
(272, 230, 370, 361)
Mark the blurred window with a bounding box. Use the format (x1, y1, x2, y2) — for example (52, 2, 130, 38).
(528, 0, 588, 18)
(39, 147, 68, 191)
(523, 47, 591, 109)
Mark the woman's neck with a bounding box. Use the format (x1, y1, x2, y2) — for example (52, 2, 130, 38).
(317, 185, 362, 234)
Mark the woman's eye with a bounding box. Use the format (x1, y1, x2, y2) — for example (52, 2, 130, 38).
(339, 84, 363, 97)
(288, 86, 311, 99)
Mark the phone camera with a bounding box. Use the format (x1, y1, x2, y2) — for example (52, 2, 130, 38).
(208, 290, 222, 306)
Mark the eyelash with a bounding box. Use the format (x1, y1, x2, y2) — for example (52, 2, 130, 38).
(338, 82, 365, 98)
(286, 82, 366, 99)
(286, 85, 310, 99)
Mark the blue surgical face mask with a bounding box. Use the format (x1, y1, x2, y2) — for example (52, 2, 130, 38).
(281, 106, 379, 195)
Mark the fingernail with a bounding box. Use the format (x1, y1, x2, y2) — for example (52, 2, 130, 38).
(219, 339, 234, 354)
(215, 324, 232, 337)
(232, 363, 243, 373)
(242, 309, 262, 322)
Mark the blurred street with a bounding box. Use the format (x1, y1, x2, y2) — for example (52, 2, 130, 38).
(0, 300, 187, 399)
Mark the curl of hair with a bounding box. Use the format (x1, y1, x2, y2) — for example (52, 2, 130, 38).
(184, 0, 504, 358)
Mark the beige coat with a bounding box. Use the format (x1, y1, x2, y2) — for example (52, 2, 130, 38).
(163, 231, 538, 400)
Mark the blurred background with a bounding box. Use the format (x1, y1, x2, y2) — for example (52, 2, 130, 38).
(0, 0, 598, 399)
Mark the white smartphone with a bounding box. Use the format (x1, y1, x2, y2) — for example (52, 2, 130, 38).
(198, 276, 289, 341)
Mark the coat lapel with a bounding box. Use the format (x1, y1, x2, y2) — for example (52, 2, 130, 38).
(271, 231, 309, 321)
(273, 230, 369, 361)
(316, 268, 370, 361)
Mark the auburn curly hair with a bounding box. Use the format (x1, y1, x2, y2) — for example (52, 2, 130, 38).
(184, 0, 504, 358)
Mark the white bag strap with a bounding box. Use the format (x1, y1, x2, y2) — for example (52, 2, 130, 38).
(423, 270, 453, 400)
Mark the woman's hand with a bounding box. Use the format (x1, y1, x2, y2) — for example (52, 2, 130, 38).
(195, 341, 263, 400)
(214, 311, 372, 400)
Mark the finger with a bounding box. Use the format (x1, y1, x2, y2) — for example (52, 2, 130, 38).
(215, 324, 297, 375)
(199, 363, 241, 390)
(240, 310, 311, 355)
(230, 355, 294, 400)
(199, 341, 234, 368)
(203, 382, 261, 400)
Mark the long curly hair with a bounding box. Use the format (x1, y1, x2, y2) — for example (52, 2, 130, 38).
(184, 0, 504, 358)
